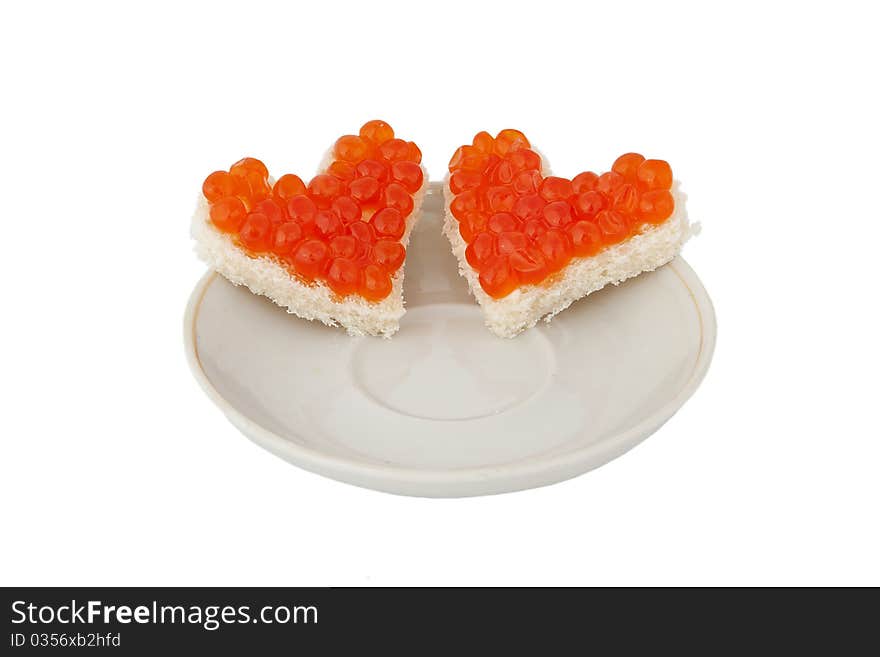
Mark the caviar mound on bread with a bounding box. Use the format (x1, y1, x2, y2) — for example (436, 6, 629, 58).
(442, 129, 693, 338)
(192, 121, 427, 338)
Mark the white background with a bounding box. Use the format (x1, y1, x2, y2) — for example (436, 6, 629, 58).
(1, 1, 878, 586)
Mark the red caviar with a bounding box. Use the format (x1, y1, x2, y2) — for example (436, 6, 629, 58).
(359, 120, 394, 145)
(382, 183, 414, 217)
(459, 211, 488, 243)
(251, 199, 287, 225)
(510, 248, 548, 286)
(391, 161, 424, 193)
(371, 207, 406, 239)
(406, 142, 422, 164)
(449, 169, 482, 194)
(330, 235, 358, 259)
(326, 257, 362, 296)
(229, 157, 271, 206)
(494, 129, 530, 156)
(539, 177, 574, 202)
(472, 131, 495, 154)
(447, 130, 676, 298)
(327, 161, 357, 182)
(348, 176, 381, 204)
(356, 159, 389, 182)
(571, 171, 598, 193)
(239, 213, 273, 252)
(290, 240, 327, 280)
(362, 264, 392, 301)
(308, 174, 345, 208)
(273, 222, 303, 256)
(209, 196, 247, 232)
(200, 121, 422, 301)
(371, 239, 406, 271)
(331, 196, 361, 224)
(272, 174, 307, 205)
(334, 135, 371, 163)
(611, 153, 646, 182)
(513, 194, 546, 222)
(378, 139, 411, 163)
(479, 255, 519, 298)
(348, 220, 376, 245)
(638, 190, 675, 223)
(637, 159, 673, 191)
(287, 195, 318, 224)
(465, 232, 496, 269)
(203, 171, 238, 203)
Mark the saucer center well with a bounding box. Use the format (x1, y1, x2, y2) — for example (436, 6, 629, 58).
(350, 304, 554, 421)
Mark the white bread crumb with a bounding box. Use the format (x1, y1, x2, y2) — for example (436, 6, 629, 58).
(192, 173, 427, 338)
(442, 180, 693, 338)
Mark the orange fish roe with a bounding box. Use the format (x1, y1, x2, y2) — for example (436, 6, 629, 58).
(201, 121, 423, 302)
(447, 130, 676, 299)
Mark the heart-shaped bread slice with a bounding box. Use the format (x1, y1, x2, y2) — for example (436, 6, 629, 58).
(443, 129, 694, 338)
(192, 120, 427, 337)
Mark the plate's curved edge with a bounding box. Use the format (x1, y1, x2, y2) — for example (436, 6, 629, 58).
(183, 258, 717, 498)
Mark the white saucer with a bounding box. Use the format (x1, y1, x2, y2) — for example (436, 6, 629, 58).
(184, 183, 716, 497)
